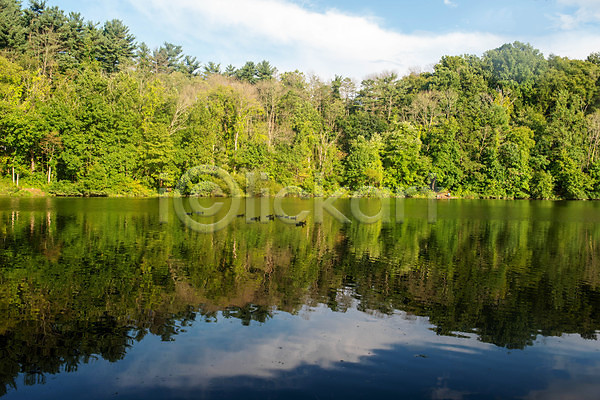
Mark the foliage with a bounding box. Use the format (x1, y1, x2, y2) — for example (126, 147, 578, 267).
(0, 1, 599, 199)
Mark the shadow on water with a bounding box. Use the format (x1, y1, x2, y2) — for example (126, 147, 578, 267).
(0, 197, 599, 398)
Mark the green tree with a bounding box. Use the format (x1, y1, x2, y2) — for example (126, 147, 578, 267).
(0, 0, 26, 50)
(483, 41, 547, 88)
(203, 61, 221, 76)
(98, 19, 136, 73)
(381, 123, 430, 189)
(235, 61, 257, 84)
(344, 135, 383, 189)
(499, 126, 534, 198)
(553, 149, 592, 199)
(256, 60, 276, 81)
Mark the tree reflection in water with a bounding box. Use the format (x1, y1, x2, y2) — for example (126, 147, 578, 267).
(0, 198, 599, 396)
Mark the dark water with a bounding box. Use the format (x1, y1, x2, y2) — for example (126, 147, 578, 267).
(1, 197, 600, 399)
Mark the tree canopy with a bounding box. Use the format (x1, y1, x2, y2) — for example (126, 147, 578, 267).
(1, 1, 600, 199)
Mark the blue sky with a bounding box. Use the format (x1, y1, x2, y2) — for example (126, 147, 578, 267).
(52, 0, 600, 79)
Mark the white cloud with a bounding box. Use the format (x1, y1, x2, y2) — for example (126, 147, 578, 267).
(443, 0, 457, 7)
(524, 335, 600, 400)
(534, 31, 600, 59)
(555, 0, 600, 29)
(96, 305, 600, 397)
(126, 0, 503, 79)
(114, 306, 494, 389)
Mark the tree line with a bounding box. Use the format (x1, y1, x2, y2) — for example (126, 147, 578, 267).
(1, 0, 600, 198)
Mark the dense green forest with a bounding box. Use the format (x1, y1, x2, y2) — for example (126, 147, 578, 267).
(1, 1, 600, 198)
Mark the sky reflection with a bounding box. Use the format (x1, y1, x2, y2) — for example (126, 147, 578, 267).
(6, 303, 594, 400)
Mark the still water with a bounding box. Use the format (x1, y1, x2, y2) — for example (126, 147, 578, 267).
(1, 197, 599, 399)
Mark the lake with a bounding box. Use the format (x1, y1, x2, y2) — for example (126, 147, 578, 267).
(0, 197, 599, 399)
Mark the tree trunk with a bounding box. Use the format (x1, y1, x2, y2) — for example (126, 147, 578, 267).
(267, 107, 275, 147)
(12, 167, 15, 184)
(47, 165, 52, 184)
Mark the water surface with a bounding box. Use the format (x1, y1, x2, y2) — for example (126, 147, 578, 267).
(1, 198, 599, 399)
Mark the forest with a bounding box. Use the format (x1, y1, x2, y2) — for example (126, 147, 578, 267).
(1, 1, 600, 199)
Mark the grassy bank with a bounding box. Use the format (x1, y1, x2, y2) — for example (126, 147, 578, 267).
(0, 178, 47, 197)
(0, 178, 557, 200)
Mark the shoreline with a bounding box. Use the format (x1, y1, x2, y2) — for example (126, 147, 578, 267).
(0, 189, 571, 201)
